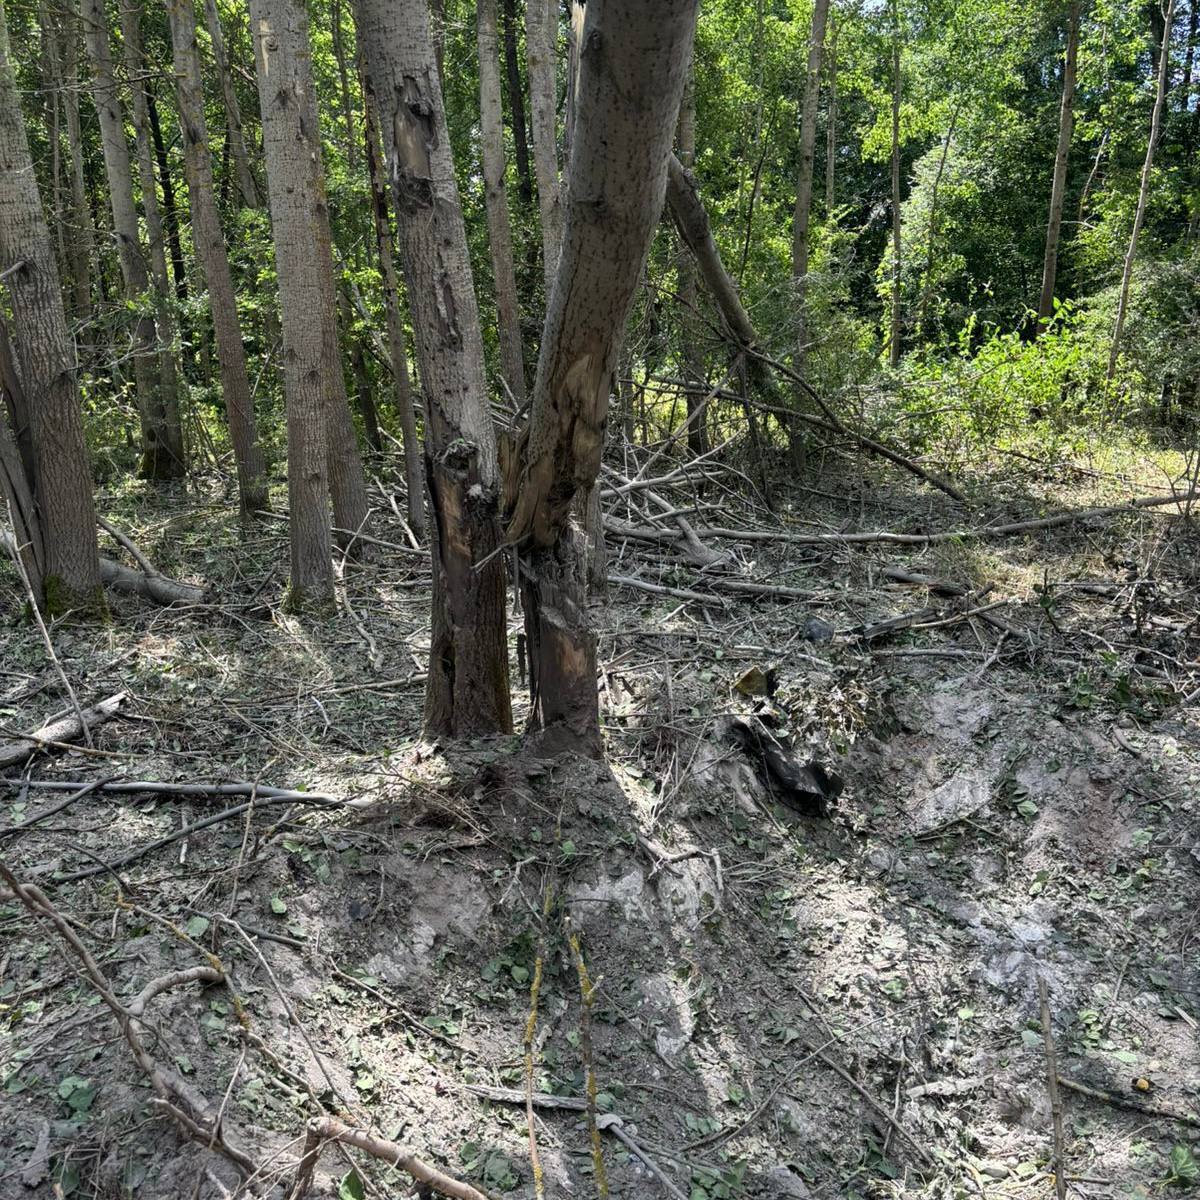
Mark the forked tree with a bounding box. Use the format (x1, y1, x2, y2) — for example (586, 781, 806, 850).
(0, 0, 102, 613)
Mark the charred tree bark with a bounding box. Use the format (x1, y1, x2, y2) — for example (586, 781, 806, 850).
(357, 0, 513, 737)
(1107, 0, 1176, 381)
(81, 0, 172, 478)
(526, 0, 562, 291)
(1037, 1, 1081, 332)
(357, 51, 425, 537)
(202, 0, 261, 209)
(0, 3, 103, 614)
(166, 0, 269, 517)
(507, 0, 699, 751)
(478, 0, 528, 403)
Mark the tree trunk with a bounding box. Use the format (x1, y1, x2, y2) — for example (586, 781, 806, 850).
(1, 318, 44, 598)
(502, 0, 534, 204)
(508, 0, 699, 751)
(915, 100, 960, 339)
(478, 0, 528, 404)
(330, 0, 358, 176)
(249, 0, 345, 604)
(356, 0, 513, 737)
(147, 94, 189, 305)
(526, 0, 562, 291)
(120, 4, 186, 476)
(357, 51, 426, 538)
(166, 0, 269, 517)
(825, 15, 839, 213)
(201, 0, 261, 208)
(0, 2, 103, 614)
(1107, 0, 1176, 382)
(676, 64, 708, 457)
(793, 0, 829, 374)
(60, 6, 94, 328)
(888, 0, 903, 368)
(80, 0, 170, 479)
(1037, 1, 1081, 332)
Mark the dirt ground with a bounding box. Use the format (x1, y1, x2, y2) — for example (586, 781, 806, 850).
(1, 455, 1199, 1200)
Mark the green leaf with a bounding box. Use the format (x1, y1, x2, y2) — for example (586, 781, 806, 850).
(338, 1169, 366, 1200)
(1170, 1144, 1199, 1183)
(270, 895, 288, 915)
(185, 916, 210, 939)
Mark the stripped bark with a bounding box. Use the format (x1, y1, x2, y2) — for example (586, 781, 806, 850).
(357, 0, 512, 736)
(508, 0, 699, 748)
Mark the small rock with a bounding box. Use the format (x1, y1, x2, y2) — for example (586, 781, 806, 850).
(978, 1161, 1008, 1180)
(765, 1166, 812, 1197)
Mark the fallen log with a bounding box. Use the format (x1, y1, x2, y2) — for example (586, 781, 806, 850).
(0, 692, 127, 769)
(1, 531, 207, 606)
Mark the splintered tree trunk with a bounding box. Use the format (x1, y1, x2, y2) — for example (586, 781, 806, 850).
(793, 0, 829, 373)
(1037, 1, 1081, 332)
(202, 0, 261, 209)
(358, 54, 425, 537)
(502, 0, 533, 204)
(888, 0, 903, 368)
(0, 2, 102, 613)
(676, 64, 708, 457)
(478, 0, 527, 403)
(166, 0, 269, 517)
(249, 0, 341, 604)
(526, 0, 562, 290)
(120, 4, 185, 475)
(356, 0, 513, 737)
(81, 0, 172, 478)
(1108, 0, 1176, 382)
(508, 0, 699, 751)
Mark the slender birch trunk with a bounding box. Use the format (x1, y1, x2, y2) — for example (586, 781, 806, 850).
(676, 64, 708, 457)
(825, 16, 839, 213)
(201, 0, 261, 208)
(526, 0, 562, 290)
(502, 0, 534, 204)
(888, 0, 903, 368)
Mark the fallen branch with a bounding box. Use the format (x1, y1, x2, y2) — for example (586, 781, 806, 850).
(0, 776, 342, 803)
(0, 776, 114, 839)
(0, 693, 127, 769)
(287, 1116, 491, 1200)
(1039, 978, 1068, 1200)
(1057, 1075, 1200, 1126)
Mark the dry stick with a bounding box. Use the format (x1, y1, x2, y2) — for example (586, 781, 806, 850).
(288, 1117, 492, 1200)
(2, 506, 93, 746)
(96, 513, 160, 577)
(0, 776, 115, 839)
(595, 1116, 687, 1200)
(0, 857, 256, 1174)
(0, 776, 342, 803)
(524, 915, 548, 1200)
(1057, 1075, 1200, 1127)
(1038, 978, 1068, 1200)
(566, 918, 609, 1199)
(0, 692, 126, 769)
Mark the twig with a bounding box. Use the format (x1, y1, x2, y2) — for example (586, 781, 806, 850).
(595, 1115, 686, 1200)
(1038, 978, 1068, 1200)
(566, 917, 608, 1198)
(1057, 1075, 1200, 1126)
(286, 1116, 492, 1200)
(0, 776, 115, 839)
(0, 776, 344, 803)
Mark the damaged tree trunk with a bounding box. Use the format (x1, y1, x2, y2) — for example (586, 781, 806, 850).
(507, 0, 699, 751)
(356, 0, 512, 737)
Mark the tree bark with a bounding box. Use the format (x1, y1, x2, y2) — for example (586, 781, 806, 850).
(502, 0, 534, 204)
(676, 63, 708, 457)
(80, 0, 172, 479)
(793, 0, 830, 373)
(888, 0, 903, 368)
(526, 0, 562, 291)
(1107, 0, 1176, 381)
(248, 0, 344, 604)
(120, 4, 185, 475)
(357, 0, 513, 737)
(507, 0, 699, 750)
(147, 94, 188, 305)
(0, 2, 103, 614)
(1037, 1, 1081, 331)
(201, 0, 261, 209)
(0, 320, 44, 598)
(825, 15, 839, 213)
(166, 0, 269, 518)
(60, 6, 94, 327)
(478, 0, 528, 404)
(357, 51, 426, 538)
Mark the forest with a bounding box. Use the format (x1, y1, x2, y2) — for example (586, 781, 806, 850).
(2, 0, 1200, 1195)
